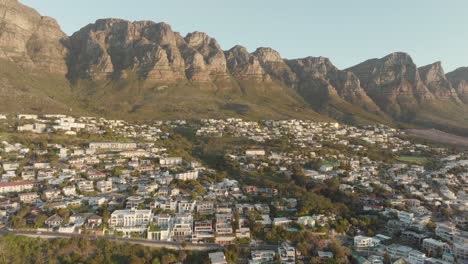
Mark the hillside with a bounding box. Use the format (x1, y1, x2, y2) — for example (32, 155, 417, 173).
(0, 0, 467, 134)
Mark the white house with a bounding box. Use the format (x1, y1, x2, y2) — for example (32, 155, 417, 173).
(109, 209, 152, 236)
(407, 250, 426, 264)
(354, 236, 374, 248)
(96, 180, 112, 193)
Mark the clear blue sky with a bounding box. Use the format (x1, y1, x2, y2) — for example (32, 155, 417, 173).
(21, 0, 467, 72)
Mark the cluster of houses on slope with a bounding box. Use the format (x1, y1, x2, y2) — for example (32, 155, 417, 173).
(0, 115, 467, 264)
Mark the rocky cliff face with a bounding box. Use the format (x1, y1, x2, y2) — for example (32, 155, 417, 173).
(181, 32, 228, 82)
(252, 47, 296, 85)
(0, 0, 68, 74)
(418, 62, 461, 103)
(224, 45, 271, 82)
(286, 57, 383, 114)
(67, 19, 187, 82)
(347, 52, 435, 119)
(447, 67, 468, 104)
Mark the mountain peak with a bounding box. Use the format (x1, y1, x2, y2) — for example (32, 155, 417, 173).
(253, 47, 283, 63)
(419, 62, 446, 83)
(381, 52, 415, 66)
(447, 67, 468, 83)
(0, 0, 68, 73)
(184, 31, 221, 50)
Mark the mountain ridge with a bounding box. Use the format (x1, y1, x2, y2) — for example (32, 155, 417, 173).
(1, 0, 467, 135)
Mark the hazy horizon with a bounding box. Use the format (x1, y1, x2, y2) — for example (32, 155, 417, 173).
(20, 0, 468, 72)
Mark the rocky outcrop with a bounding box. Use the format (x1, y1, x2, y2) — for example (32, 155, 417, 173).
(287, 57, 383, 113)
(225, 45, 271, 82)
(67, 19, 187, 82)
(0, 0, 68, 74)
(418, 62, 461, 103)
(347, 52, 435, 119)
(181, 32, 228, 82)
(447, 67, 468, 104)
(252, 47, 296, 85)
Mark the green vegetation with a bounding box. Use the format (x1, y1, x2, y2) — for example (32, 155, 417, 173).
(0, 234, 209, 264)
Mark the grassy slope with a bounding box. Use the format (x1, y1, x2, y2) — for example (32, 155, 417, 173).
(1, 59, 467, 136)
(0, 59, 87, 115)
(412, 100, 468, 136)
(72, 73, 330, 121)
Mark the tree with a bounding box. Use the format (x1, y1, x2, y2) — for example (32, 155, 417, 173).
(161, 253, 177, 264)
(329, 241, 347, 259)
(181, 241, 188, 249)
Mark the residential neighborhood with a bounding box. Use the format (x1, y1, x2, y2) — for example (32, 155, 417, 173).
(0, 114, 466, 264)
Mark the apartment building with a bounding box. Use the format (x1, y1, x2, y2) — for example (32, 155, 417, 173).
(0, 181, 34, 193)
(109, 209, 152, 236)
(171, 214, 193, 241)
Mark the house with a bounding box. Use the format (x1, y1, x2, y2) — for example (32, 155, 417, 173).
(159, 157, 182, 166)
(17, 123, 46, 133)
(69, 213, 89, 225)
(43, 189, 61, 200)
(452, 231, 467, 263)
(422, 238, 450, 257)
(273, 217, 292, 227)
(48, 202, 67, 210)
(208, 252, 227, 264)
(33, 163, 51, 169)
(278, 242, 296, 263)
(88, 172, 107, 180)
(398, 211, 415, 226)
(96, 180, 112, 193)
(152, 199, 177, 212)
(18, 192, 39, 203)
(178, 200, 196, 213)
(17, 114, 38, 120)
(88, 197, 107, 206)
(192, 220, 214, 243)
(250, 250, 276, 264)
(297, 216, 315, 227)
(386, 244, 413, 259)
(196, 201, 214, 215)
(2, 162, 19, 171)
(174, 170, 198, 181)
(45, 214, 64, 228)
(243, 186, 258, 194)
(435, 222, 458, 242)
(21, 170, 35, 180)
(89, 142, 137, 151)
(87, 214, 103, 227)
(147, 214, 173, 241)
(408, 250, 426, 264)
(245, 149, 265, 156)
(77, 180, 94, 192)
(171, 213, 193, 241)
(215, 214, 233, 237)
(354, 236, 374, 248)
(62, 186, 76, 196)
(319, 163, 335, 172)
(126, 196, 144, 209)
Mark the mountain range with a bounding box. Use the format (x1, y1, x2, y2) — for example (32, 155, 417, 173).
(1, 0, 468, 135)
